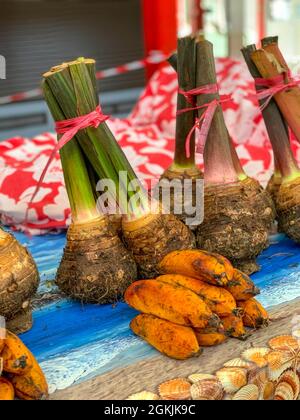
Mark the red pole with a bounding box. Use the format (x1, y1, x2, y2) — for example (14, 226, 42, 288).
(142, 0, 178, 80)
(191, 0, 204, 33)
(257, 0, 266, 44)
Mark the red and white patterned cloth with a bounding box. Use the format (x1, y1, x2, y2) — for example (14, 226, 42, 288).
(1, 58, 300, 234)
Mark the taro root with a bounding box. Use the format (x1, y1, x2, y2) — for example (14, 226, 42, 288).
(0, 229, 39, 334)
(122, 208, 195, 278)
(267, 171, 282, 204)
(42, 74, 137, 303)
(159, 37, 203, 230)
(193, 38, 270, 274)
(56, 217, 137, 303)
(43, 58, 194, 280)
(243, 41, 300, 242)
(230, 139, 275, 231)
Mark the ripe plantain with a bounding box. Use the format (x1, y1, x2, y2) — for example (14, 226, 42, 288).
(9, 355, 48, 401)
(226, 269, 260, 301)
(158, 250, 234, 286)
(0, 377, 14, 401)
(238, 299, 269, 329)
(131, 314, 202, 360)
(125, 280, 221, 329)
(221, 313, 249, 341)
(1, 331, 34, 375)
(157, 274, 237, 317)
(194, 326, 227, 347)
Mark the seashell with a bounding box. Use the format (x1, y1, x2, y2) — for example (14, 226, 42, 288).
(216, 368, 247, 394)
(242, 347, 270, 368)
(127, 391, 160, 400)
(223, 394, 233, 401)
(188, 373, 216, 384)
(158, 379, 191, 401)
(190, 379, 224, 401)
(269, 335, 299, 352)
(292, 328, 300, 340)
(268, 362, 293, 382)
(232, 384, 259, 401)
(248, 368, 274, 400)
(274, 382, 295, 401)
(278, 370, 300, 400)
(248, 367, 268, 387)
(261, 381, 275, 401)
(267, 351, 294, 381)
(267, 351, 293, 371)
(224, 358, 253, 369)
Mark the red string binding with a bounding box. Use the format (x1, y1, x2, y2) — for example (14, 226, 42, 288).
(255, 71, 300, 110)
(178, 83, 232, 158)
(27, 105, 109, 215)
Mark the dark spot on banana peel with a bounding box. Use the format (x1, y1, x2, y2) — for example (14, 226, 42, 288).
(233, 308, 245, 317)
(192, 260, 227, 285)
(208, 314, 222, 329)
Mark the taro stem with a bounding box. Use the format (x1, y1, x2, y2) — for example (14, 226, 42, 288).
(43, 59, 150, 220)
(195, 38, 238, 185)
(242, 44, 300, 183)
(43, 81, 100, 224)
(251, 37, 300, 146)
(172, 36, 197, 169)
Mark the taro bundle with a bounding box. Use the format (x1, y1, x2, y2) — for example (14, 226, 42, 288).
(242, 38, 300, 242)
(159, 37, 203, 229)
(188, 38, 274, 274)
(40, 71, 138, 304)
(41, 58, 194, 283)
(0, 227, 39, 334)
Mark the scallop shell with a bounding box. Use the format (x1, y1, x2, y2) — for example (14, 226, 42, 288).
(242, 347, 270, 368)
(216, 368, 247, 394)
(269, 335, 299, 352)
(188, 374, 216, 384)
(267, 351, 293, 371)
(158, 379, 191, 400)
(268, 362, 293, 382)
(232, 384, 259, 401)
(248, 367, 268, 387)
(292, 328, 300, 341)
(248, 368, 275, 400)
(262, 381, 275, 401)
(278, 370, 300, 400)
(274, 382, 295, 401)
(190, 379, 224, 401)
(267, 351, 294, 381)
(224, 358, 253, 369)
(127, 391, 160, 401)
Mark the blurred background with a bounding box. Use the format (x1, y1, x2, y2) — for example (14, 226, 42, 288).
(0, 0, 300, 139)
